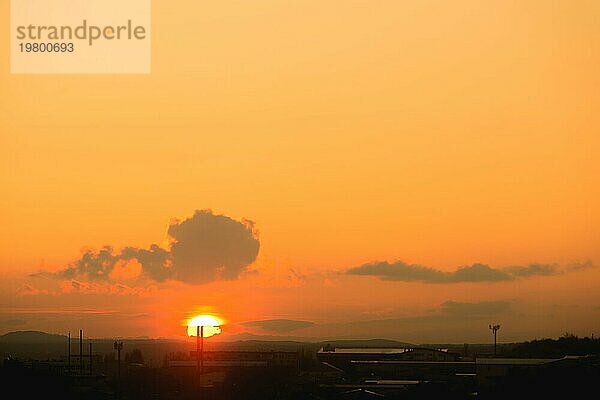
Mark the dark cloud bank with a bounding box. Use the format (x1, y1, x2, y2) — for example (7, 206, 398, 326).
(347, 260, 566, 283)
(45, 210, 260, 284)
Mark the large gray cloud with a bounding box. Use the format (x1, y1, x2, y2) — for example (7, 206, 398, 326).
(167, 211, 260, 283)
(44, 210, 259, 284)
(347, 261, 559, 283)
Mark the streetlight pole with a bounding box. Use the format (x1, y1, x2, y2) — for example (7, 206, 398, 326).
(113, 341, 123, 399)
(489, 324, 501, 356)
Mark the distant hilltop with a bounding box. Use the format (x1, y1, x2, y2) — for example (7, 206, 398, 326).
(315, 338, 414, 348)
(0, 330, 67, 343)
(0, 330, 415, 348)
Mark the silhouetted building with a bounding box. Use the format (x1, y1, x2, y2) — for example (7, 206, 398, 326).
(167, 350, 300, 372)
(317, 346, 460, 368)
(475, 354, 599, 396)
(317, 346, 474, 391)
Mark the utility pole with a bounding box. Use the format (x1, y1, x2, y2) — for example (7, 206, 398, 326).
(68, 331, 71, 369)
(79, 329, 83, 375)
(114, 341, 123, 379)
(196, 325, 204, 376)
(489, 324, 501, 356)
(89, 342, 93, 375)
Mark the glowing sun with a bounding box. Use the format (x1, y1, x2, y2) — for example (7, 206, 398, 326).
(187, 314, 223, 337)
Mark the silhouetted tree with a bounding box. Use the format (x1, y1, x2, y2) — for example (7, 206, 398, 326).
(504, 333, 600, 358)
(124, 348, 144, 364)
(560, 332, 578, 340)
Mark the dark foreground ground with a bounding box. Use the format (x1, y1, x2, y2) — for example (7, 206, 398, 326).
(2, 333, 600, 399)
(2, 356, 599, 400)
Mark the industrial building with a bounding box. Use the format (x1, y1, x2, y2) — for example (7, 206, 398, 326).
(317, 345, 461, 367)
(166, 350, 300, 372)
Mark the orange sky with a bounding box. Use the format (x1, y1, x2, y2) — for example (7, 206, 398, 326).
(1, 1, 599, 344)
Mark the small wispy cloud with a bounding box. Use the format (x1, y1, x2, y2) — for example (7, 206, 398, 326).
(0, 307, 118, 315)
(16, 284, 53, 297)
(439, 300, 511, 318)
(241, 319, 315, 333)
(565, 260, 594, 271)
(58, 280, 158, 296)
(0, 318, 26, 327)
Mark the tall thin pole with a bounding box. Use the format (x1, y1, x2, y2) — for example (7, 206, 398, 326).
(114, 341, 123, 379)
(489, 324, 500, 356)
(494, 331, 497, 355)
(195, 326, 205, 376)
(68, 331, 71, 368)
(113, 341, 123, 400)
(79, 329, 83, 375)
(89, 342, 93, 375)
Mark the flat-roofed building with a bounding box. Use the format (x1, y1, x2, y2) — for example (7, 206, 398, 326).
(317, 346, 470, 383)
(166, 350, 299, 373)
(317, 346, 460, 367)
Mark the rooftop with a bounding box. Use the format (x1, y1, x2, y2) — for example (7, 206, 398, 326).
(475, 358, 560, 365)
(318, 347, 451, 354)
(318, 348, 408, 354)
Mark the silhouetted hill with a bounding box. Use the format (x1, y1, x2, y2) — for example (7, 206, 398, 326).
(221, 337, 413, 348)
(0, 330, 67, 343)
(0, 330, 420, 367)
(317, 338, 414, 348)
(0, 331, 186, 365)
(20, 330, 600, 364)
